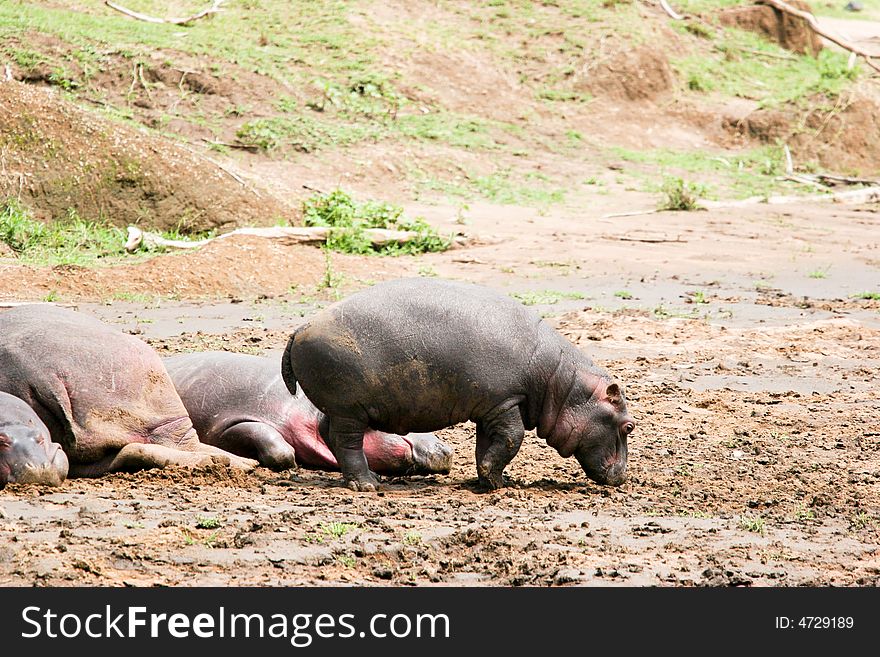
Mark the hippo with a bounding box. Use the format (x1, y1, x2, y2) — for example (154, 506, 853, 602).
(0, 305, 257, 478)
(0, 391, 68, 488)
(164, 351, 453, 475)
(283, 278, 635, 492)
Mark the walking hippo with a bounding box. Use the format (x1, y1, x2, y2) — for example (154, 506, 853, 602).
(165, 351, 453, 475)
(282, 278, 635, 492)
(0, 305, 257, 478)
(0, 391, 68, 488)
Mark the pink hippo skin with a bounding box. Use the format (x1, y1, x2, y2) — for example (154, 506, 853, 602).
(0, 305, 257, 478)
(164, 351, 453, 475)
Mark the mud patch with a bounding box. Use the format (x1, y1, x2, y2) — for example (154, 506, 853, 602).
(575, 44, 677, 102)
(718, 1, 823, 55)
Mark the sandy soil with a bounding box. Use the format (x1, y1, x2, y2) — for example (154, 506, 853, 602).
(1, 192, 878, 587)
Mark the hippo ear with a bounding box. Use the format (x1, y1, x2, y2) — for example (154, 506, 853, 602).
(604, 383, 621, 405)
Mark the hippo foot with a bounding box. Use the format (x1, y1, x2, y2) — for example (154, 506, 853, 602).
(344, 471, 381, 492)
(476, 471, 505, 492)
(194, 444, 259, 471)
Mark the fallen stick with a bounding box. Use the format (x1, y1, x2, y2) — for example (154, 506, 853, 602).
(0, 301, 78, 309)
(601, 208, 662, 219)
(124, 225, 468, 253)
(757, 0, 880, 73)
(611, 235, 688, 243)
(814, 173, 880, 186)
(104, 0, 225, 26)
(783, 174, 831, 190)
(700, 185, 880, 208)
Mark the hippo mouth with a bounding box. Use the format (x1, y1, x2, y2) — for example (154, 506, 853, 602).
(576, 445, 627, 487)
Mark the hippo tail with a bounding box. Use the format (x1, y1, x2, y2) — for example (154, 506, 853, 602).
(280, 332, 300, 396)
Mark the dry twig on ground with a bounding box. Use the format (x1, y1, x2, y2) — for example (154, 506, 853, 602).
(105, 0, 226, 26)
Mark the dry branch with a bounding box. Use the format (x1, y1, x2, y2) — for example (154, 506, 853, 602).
(659, 0, 684, 20)
(105, 0, 226, 26)
(758, 0, 880, 73)
(615, 235, 688, 243)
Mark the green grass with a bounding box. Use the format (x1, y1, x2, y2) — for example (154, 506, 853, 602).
(610, 145, 798, 200)
(419, 168, 566, 206)
(320, 521, 358, 539)
(0, 198, 206, 265)
(851, 291, 880, 300)
(658, 176, 706, 211)
(303, 189, 451, 255)
(195, 516, 221, 530)
(236, 114, 381, 152)
(673, 25, 860, 107)
(0, 1, 376, 83)
(1, 200, 126, 265)
(739, 515, 766, 535)
(512, 289, 585, 305)
(808, 267, 829, 279)
(614, 290, 633, 300)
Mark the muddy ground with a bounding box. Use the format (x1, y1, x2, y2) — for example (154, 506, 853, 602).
(1, 194, 878, 587)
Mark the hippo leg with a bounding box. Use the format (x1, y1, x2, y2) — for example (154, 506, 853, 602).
(68, 443, 258, 477)
(328, 417, 380, 492)
(475, 407, 525, 491)
(212, 422, 297, 471)
(360, 431, 452, 475)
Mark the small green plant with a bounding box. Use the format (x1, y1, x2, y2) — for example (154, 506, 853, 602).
(658, 177, 705, 211)
(614, 290, 633, 300)
(512, 290, 585, 306)
(851, 292, 880, 300)
(850, 512, 873, 530)
(43, 290, 59, 302)
(403, 531, 422, 546)
(337, 555, 356, 567)
(739, 515, 766, 535)
(319, 248, 344, 294)
(794, 505, 815, 523)
(808, 268, 829, 279)
(196, 516, 222, 530)
(303, 189, 450, 256)
(320, 521, 358, 539)
(688, 290, 709, 304)
(418, 265, 438, 277)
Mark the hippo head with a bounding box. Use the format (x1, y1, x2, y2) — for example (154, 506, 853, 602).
(549, 380, 634, 487)
(0, 419, 69, 489)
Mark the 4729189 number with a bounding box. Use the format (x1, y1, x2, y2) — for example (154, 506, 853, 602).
(775, 617, 854, 629)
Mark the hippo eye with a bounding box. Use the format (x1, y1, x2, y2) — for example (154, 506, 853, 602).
(622, 423, 635, 436)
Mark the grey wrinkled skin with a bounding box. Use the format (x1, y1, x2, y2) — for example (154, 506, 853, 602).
(282, 278, 635, 492)
(165, 351, 452, 475)
(0, 305, 256, 478)
(0, 391, 68, 488)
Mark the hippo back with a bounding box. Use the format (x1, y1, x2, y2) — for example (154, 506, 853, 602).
(0, 305, 197, 463)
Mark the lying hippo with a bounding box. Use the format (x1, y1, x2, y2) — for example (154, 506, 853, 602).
(0, 305, 257, 478)
(283, 278, 635, 492)
(0, 391, 68, 488)
(165, 351, 453, 475)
